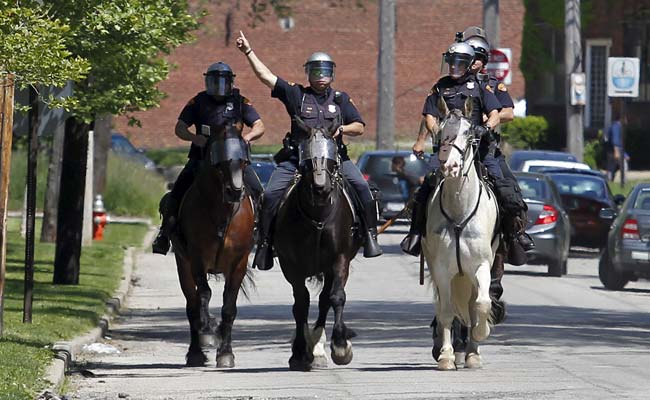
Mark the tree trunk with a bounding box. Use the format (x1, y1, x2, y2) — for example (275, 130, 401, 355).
(53, 117, 89, 285)
(376, 0, 396, 150)
(93, 114, 111, 195)
(40, 120, 65, 243)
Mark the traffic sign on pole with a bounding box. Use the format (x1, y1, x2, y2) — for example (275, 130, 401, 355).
(486, 48, 511, 85)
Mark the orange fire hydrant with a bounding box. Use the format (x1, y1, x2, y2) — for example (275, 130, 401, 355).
(92, 194, 109, 240)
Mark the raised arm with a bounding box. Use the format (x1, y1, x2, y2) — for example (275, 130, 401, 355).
(236, 31, 277, 89)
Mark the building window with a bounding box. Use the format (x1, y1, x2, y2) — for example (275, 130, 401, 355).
(279, 16, 294, 31)
(586, 40, 611, 129)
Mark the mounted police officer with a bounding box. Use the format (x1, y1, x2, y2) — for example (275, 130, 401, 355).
(400, 41, 502, 256)
(152, 61, 265, 255)
(236, 31, 382, 271)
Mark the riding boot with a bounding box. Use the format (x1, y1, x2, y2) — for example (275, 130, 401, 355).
(400, 173, 437, 257)
(252, 209, 274, 270)
(152, 194, 179, 255)
(513, 212, 535, 251)
(400, 199, 427, 257)
(362, 200, 383, 258)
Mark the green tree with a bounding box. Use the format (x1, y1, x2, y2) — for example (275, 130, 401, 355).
(500, 115, 549, 150)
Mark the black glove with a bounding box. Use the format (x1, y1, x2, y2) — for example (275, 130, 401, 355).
(472, 124, 491, 139)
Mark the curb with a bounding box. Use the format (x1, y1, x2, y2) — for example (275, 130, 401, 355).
(39, 226, 157, 399)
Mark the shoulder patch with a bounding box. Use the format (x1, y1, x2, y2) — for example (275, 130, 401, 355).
(349, 97, 356, 106)
(242, 96, 252, 105)
(497, 83, 508, 92)
(485, 85, 493, 93)
(287, 81, 296, 86)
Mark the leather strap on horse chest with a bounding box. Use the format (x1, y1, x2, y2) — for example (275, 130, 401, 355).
(439, 182, 483, 276)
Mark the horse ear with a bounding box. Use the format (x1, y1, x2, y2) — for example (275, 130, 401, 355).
(293, 116, 310, 134)
(463, 97, 473, 119)
(437, 96, 449, 117)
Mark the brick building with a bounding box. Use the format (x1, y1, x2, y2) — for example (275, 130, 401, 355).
(116, 0, 526, 149)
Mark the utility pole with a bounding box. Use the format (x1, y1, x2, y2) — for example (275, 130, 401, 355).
(483, 0, 500, 47)
(376, 0, 395, 150)
(565, 0, 584, 160)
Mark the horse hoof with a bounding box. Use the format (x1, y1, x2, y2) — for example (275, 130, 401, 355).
(289, 357, 312, 372)
(437, 358, 456, 371)
(199, 333, 216, 348)
(465, 353, 482, 369)
(216, 353, 235, 368)
(330, 341, 353, 366)
(185, 351, 208, 367)
(311, 355, 328, 370)
(454, 352, 466, 366)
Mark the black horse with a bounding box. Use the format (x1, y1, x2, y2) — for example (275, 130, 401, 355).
(170, 122, 255, 367)
(274, 118, 363, 371)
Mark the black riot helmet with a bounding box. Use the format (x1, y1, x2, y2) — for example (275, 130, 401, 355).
(459, 26, 490, 64)
(204, 62, 235, 98)
(441, 42, 475, 79)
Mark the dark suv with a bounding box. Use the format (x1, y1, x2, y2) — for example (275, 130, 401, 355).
(357, 150, 430, 220)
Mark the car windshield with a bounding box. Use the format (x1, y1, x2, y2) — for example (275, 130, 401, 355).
(547, 174, 607, 200)
(516, 176, 548, 201)
(632, 188, 650, 210)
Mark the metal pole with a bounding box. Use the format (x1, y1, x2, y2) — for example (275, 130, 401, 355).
(23, 86, 39, 323)
(620, 100, 626, 186)
(376, 0, 395, 150)
(565, 0, 584, 160)
(0, 75, 15, 336)
(483, 0, 500, 48)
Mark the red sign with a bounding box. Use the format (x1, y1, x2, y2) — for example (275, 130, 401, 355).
(486, 49, 510, 82)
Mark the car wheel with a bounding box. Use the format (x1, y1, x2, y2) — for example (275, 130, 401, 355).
(598, 249, 629, 291)
(547, 258, 563, 277)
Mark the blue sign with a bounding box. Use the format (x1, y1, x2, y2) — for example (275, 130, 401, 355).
(607, 58, 640, 97)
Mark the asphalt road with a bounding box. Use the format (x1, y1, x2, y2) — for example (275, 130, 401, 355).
(68, 225, 650, 400)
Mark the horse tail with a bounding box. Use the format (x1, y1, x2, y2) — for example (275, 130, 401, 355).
(238, 267, 257, 301)
(450, 273, 472, 326)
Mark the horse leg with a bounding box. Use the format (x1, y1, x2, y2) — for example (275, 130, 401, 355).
(176, 256, 207, 367)
(471, 262, 492, 342)
(452, 318, 468, 366)
(215, 257, 246, 368)
(464, 334, 482, 369)
(289, 281, 313, 371)
(310, 272, 333, 369)
(330, 257, 354, 366)
(434, 281, 456, 371)
(192, 260, 215, 349)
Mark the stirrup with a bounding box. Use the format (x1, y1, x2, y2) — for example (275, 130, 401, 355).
(517, 232, 535, 251)
(400, 233, 421, 257)
(252, 241, 274, 270)
(152, 231, 170, 255)
(363, 231, 383, 258)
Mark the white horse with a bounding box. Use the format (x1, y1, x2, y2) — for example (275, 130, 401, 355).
(421, 100, 500, 371)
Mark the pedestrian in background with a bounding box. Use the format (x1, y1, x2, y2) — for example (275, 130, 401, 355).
(605, 113, 625, 181)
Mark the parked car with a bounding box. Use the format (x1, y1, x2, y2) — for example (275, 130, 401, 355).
(111, 133, 157, 171)
(521, 159, 591, 173)
(357, 150, 431, 220)
(599, 183, 650, 290)
(544, 169, 624, 249)
(515, 172, 571, 276)
(508, 150, 578, 171)
(250, 160, 276, 188)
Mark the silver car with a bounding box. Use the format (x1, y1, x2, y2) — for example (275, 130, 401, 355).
(599, 183, 650, 291)
(515, 172, 571, 276)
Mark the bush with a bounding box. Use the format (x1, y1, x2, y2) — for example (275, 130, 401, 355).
(146, 147, 188, 168)
(500, 115, 549, 150)
(103, 154, 166, 218)
(583, 130, 606, 170)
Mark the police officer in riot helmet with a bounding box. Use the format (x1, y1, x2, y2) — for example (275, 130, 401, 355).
(400, 41, 502, 256)
(152, 61, 266, 255)
(459, 26, 535, 255)
(236, 31, 382, 271)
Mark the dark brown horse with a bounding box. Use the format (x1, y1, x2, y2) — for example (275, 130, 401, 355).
(170, 122, 255, 367)
(274, 118, 363, 371)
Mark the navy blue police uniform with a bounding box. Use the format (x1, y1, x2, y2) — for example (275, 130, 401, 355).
(260, 77, 373, 232)
(171, 90, 263, 203)
(415, 74, 502, 204)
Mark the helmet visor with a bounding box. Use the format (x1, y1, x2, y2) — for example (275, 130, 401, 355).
(205, 73, 233, 97)
(305, 61, 335, 80)
(441, 53, 473, 78)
